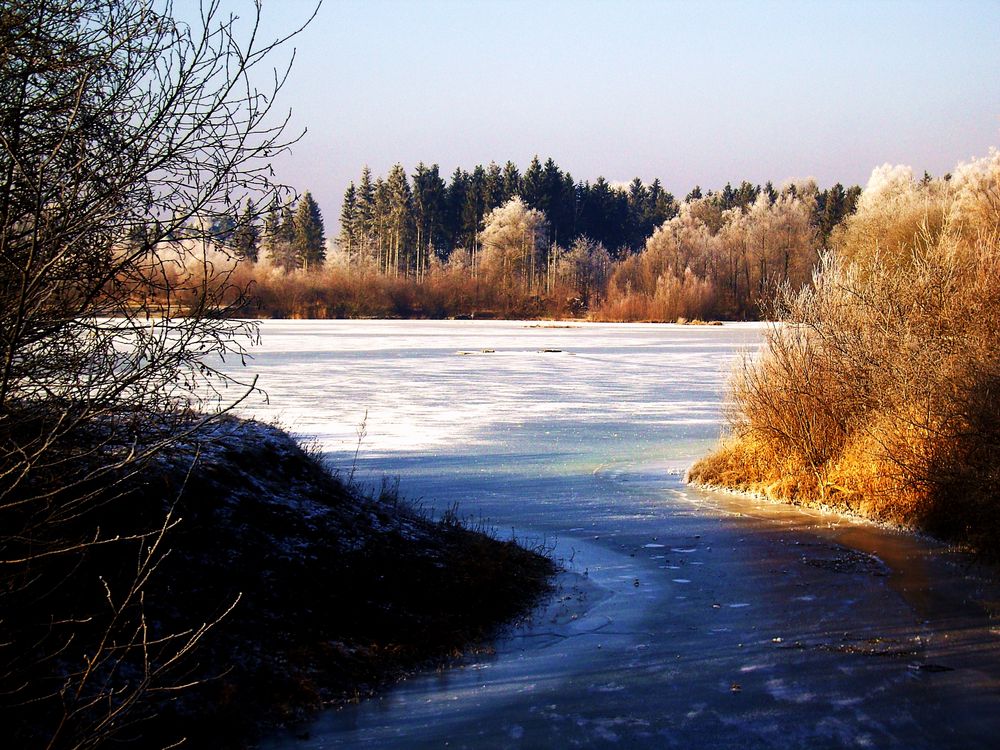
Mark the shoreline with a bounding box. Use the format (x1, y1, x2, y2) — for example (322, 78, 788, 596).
(684, 475, 1000, 627)
(10, 416, 556, 748)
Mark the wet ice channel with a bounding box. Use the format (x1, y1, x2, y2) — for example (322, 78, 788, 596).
(228, 320, 1000, 749)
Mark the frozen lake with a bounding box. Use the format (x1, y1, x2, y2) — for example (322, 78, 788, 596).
(233, 320, 1000, 749)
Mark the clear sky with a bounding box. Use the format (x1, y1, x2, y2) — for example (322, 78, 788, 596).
(185, 0, 1000, 224)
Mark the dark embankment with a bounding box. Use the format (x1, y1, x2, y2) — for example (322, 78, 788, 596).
(6, 417, 554, 748)
(689, 151, 1000, 556)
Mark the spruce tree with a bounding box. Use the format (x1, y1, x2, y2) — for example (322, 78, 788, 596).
(266, 199, 298, 272)
(280, 201, 296, 244)
(294, 191, 326, 271)
(231, 200, 260, 262)
(373, 177, 390, 272)
(763, 181, 778, 205)
(539, 158, 562, 216)
(647, 179, 676, 228)
(735, 181, 760, 210)
(339, 182, 357, 261)
(356, 166, 376, 258)
(385, 164, 413, 275)
(560, 172, 578, 240)
(412, 163, 447, 270)
(500, 160, 521, 204)
(265, 201, 293, 272)
(626, 178, 650, 250)
(484, 161, 503, 212)
(446, 168, 469, 251)
(521, 155, 544, 209)
(463, 165, 487, 251)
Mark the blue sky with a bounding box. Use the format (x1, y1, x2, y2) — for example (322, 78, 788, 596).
(184, 0, 1000, 223)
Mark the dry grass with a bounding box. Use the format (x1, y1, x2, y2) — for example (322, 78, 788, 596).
(691, 151, 1000, 555)
(229, 263, 582, 320)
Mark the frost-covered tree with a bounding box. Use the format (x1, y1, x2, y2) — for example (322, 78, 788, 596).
(479, 197, 549, 297)
(835, 163, 946, 268)
(557, 236, 612, 305)
(721, 191, 818, 308)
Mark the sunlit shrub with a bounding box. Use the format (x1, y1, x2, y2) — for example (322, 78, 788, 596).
(691, 150, 1000, 553)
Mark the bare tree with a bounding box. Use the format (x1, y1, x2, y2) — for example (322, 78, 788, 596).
(0, 1, 316, 745)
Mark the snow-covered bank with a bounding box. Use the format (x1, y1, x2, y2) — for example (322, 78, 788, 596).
(14, 416, 554, 748)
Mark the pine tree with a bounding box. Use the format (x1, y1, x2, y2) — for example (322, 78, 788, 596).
(294, 191, 326, 271)
(356, 166, 376, 261)
(231, 200, 260, 262)
(385, 164, 413, 275)
(500, 160, 521, 204)
(521, 155, 544, 209)
(373, 177, 390, 272)
(412, 163, 446, 273)
(484, 161, 503, 212)
(446, 168, 469, 251)
(339, 183, 358, 262)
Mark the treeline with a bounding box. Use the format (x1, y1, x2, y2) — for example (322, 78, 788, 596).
(333, 157, 860, 271)
(690, 150, 1000, 554)
(229, 157, 861, 320)
(335, 157, 678, 272)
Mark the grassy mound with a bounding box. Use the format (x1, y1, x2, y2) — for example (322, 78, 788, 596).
(5, 417, 554, 748)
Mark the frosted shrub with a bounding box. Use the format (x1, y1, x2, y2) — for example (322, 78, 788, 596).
(691, 151, 1000, 552)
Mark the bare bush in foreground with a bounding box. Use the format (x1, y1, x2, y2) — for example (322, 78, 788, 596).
(0, 1, 314, 745)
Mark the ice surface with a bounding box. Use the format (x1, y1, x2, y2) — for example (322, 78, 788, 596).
(226, 320, 1000, 750)
(231, 319, 755, 460)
